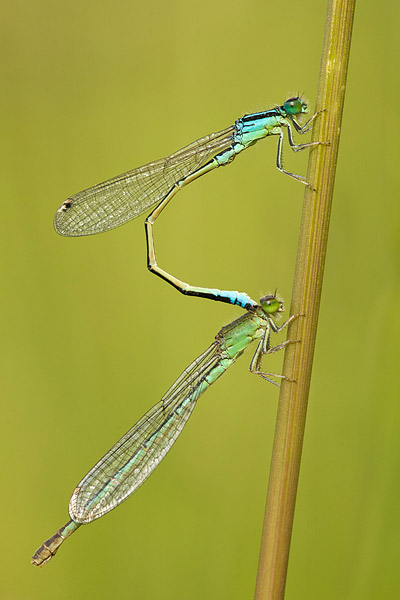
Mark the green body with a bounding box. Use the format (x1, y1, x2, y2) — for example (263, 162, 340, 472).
(32, 296, 293, 566)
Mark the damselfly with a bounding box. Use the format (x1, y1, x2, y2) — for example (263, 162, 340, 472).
(55, 97, 324, 309)
(32, 293, 297, 566)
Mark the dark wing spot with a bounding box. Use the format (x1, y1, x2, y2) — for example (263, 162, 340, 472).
(60, 200, 72, 213)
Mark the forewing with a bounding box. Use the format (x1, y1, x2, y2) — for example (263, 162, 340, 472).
(69, 341, 220, 523)
(55, 126, 234, 236)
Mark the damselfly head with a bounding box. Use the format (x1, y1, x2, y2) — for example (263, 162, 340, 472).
(283, 97, 308, 116)
(259, 293, 284, 316)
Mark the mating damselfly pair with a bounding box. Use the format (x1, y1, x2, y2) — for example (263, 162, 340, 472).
(32, 96, 325, 566)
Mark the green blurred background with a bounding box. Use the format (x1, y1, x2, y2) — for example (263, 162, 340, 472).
(2, 1, 399, 598)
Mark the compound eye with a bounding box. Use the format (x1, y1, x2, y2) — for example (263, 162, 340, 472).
(260, 295, 280, 315)
(283, 97, 306, 115)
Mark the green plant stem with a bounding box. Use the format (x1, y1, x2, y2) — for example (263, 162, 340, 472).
(254, 1, 356, 598)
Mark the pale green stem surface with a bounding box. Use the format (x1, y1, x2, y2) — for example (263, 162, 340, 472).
(254, 0, 356, 598)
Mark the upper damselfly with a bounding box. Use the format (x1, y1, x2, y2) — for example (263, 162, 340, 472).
(54, 97, 325, 308)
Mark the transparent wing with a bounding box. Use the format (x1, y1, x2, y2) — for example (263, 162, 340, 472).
(69, 341, 221, 523)
(55, 126, 234, 236)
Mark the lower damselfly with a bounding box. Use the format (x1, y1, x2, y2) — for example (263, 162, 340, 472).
(32, 292, 297, 566)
